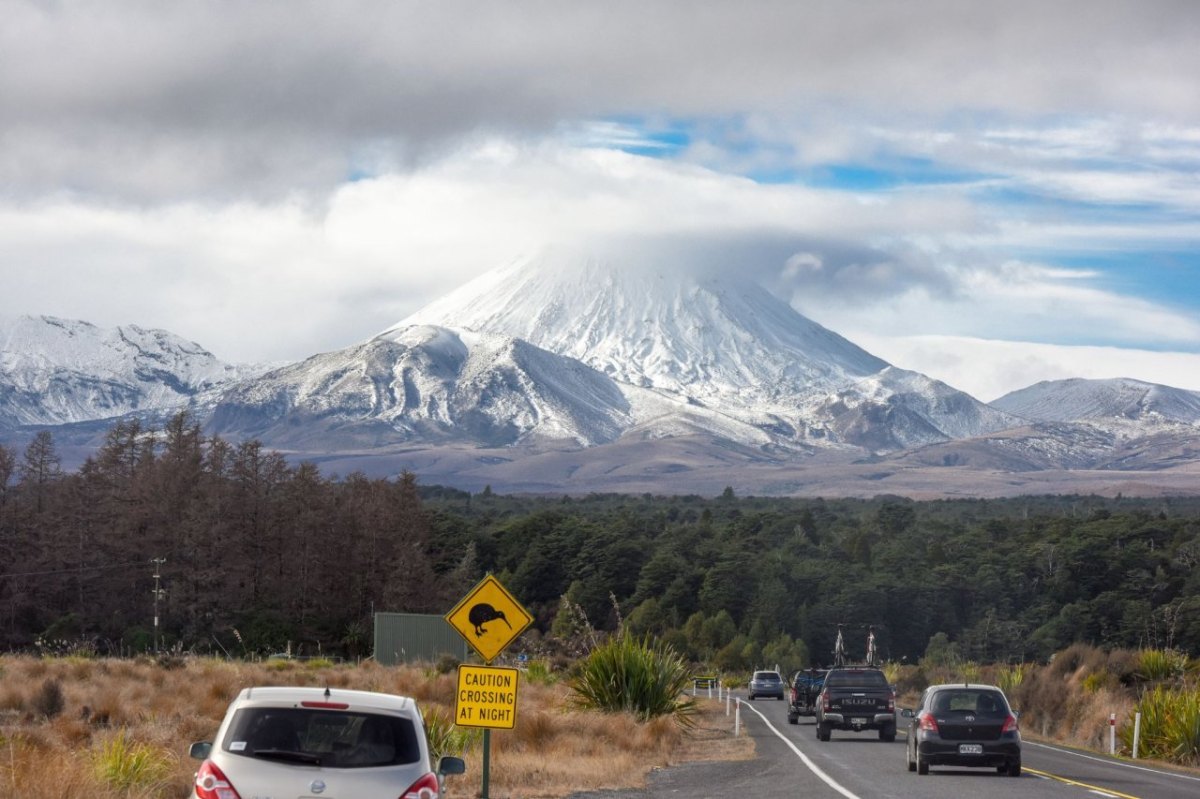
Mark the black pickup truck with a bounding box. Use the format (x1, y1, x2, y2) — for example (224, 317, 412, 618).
(814, 666, 896, 741)
(787, 668, 827, 724)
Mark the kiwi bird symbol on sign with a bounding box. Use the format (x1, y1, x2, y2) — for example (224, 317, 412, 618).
(468, 603, 511, 637)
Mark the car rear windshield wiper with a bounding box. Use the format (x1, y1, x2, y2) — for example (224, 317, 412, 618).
(252, 749, 323, 765)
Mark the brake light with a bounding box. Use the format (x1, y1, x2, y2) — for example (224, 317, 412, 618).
(1002, 714, 1019, 734)
(301, 701, 350, 709)
(887, 690, 895, 713)
(822, 693, 831, 712)
(918, 713, 939, 733)
(400, 771, 440, 799)
(194, 760, 242, 799)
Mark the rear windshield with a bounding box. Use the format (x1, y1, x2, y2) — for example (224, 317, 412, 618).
(223, 707, 421, 768)
(823, 669, 889, 688)
(929, 689, 1008, 717)
(753, 672, 781, 682)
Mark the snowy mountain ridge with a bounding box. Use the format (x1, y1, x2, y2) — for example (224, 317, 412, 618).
(0, 315, 261, 428)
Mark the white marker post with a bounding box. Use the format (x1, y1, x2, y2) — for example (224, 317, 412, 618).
(1132, 712, 1141, 759)
(1109, 713, 1116, 755)
(735, 699, 741, 736)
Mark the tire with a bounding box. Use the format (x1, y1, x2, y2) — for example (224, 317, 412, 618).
(748, 694, 755, 701)
(906, 743, 916, 772)
(916, 750, 929, 775)
(879, 723, 896, 742)
(788, 712, 799, 725)
(817, 722, 832, 742)
(1008, 758, 1022, 777)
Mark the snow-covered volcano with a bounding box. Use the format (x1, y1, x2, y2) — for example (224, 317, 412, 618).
(382, 247, 1019, 450)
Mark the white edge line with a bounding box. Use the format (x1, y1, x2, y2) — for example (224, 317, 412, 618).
(1027, 741, 1200, 784)
(737, 700, 862, 799)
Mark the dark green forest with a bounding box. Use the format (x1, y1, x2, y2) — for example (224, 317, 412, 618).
(2, 412, 1199, 668)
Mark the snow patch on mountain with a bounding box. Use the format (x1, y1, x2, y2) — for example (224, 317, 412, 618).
(211, 325, 633, 447)
(992, 378, 1200, 427)
(0, 315, 256, 427)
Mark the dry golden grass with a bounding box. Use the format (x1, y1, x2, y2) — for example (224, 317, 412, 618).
(0, 656, 749, 799)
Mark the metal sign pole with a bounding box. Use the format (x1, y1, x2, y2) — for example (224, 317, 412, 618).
(482, 728, 491, 799)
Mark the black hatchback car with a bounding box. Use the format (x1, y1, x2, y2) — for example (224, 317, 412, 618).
(902, 684, 1021, 776)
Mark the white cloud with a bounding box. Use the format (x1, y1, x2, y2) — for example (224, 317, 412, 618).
(853, 333, 1200, 401)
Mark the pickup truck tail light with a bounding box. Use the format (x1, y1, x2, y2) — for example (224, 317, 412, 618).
(888, 690, 895, 713)
(918, 712, 940, 733)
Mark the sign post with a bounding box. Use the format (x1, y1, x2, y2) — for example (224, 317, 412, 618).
(445, 575, 533, 799)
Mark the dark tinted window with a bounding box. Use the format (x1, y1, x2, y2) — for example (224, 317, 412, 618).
(823, 669, 889, 688)
(224, 708, 421, 767)
(930, 689, 1007, 717)
(753, 671, 781, 682)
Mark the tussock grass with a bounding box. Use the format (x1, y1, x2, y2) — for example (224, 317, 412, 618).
(569, 631, 697, 725)
(0, 654, 747, 798)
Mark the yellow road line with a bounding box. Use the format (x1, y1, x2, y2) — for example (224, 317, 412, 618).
(1025, 767, 1141, 799)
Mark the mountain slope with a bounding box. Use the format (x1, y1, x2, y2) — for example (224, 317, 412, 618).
(992, 377, 1200, 426)
(0, 315, 252, 428)
(387, 247, 1019, 450)
(208, 325, 633, 448)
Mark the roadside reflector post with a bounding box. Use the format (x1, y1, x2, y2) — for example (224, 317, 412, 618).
(1132, 712, 1141, 759)
(708, 681, 713, 699)
(726, 690, 731, 716)
(1109, 712, 1116, 755)
(735, 699, 741, 736)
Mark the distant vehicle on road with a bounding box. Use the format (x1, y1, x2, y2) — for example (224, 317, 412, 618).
(901, 683, 1022, 776)
(747, 670, 785, 700)
(787, 668, 827, 723)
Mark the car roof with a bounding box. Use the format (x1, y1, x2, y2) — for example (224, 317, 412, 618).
(235, 686, 417, 714)
(927, 683, 1004, 692)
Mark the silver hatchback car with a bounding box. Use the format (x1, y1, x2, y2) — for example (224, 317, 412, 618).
(188, 686, 465, 799)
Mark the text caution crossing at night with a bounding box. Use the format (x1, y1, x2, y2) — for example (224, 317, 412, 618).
(455, 664, 519, 729)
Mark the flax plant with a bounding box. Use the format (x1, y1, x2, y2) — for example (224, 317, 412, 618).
(569, 630, 697, 725)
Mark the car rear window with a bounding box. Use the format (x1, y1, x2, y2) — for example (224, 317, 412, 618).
(753, 672, 781, 681)
(930, 689, 1007, 717)
(824, 669, 888, 688)
(223, 707, 421, 768)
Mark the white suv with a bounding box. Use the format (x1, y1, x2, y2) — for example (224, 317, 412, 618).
(188, 686, 465, 799)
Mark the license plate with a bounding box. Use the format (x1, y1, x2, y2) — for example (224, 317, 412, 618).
(852, 718, 868, 726)
(958, 744, 984, 755)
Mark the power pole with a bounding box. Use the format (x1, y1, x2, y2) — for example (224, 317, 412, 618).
(151, 558, 166, 653)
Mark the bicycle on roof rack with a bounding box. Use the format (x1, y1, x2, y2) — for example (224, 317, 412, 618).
(832, 625, 847, 667)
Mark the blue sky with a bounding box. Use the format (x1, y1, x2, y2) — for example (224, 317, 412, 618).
(1, 1, 1198, 399)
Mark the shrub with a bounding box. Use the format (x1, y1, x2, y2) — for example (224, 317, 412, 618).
(33, 678, 65, 719)
(1136, 649, 1187, 683)
(569, 630, 696, 725)
(424, 706, 480, 762)
(1121, 685, 1200, 765)
(92, 730, 174, 790)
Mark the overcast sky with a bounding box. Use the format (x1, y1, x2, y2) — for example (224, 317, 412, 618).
(3, 0, 1199, 401)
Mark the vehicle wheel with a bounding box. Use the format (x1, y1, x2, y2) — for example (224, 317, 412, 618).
(817, 722, 832, 741)
(879, 723, 896, 742)
(748, 694, 755, 701)
(1008, 758, 1021, 777)
(916, 750, 929, 775)
(788, 712, 798, 725)
(906, 743, 916, 772)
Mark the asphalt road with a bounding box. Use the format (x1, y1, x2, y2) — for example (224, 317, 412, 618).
(569, 695, 1200, 799)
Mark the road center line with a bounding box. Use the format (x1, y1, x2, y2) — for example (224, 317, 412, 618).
(1027, 741, 1200, 784)
(737, 700, 861, 799)
(1024, 767, 1140, 799)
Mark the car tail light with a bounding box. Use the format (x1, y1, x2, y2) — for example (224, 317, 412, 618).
(887, 690, 895, 713)
(400, 772, 440, 799)
(301, 701, 350, 709)
(1002, 714, 1019, 734)
(194, 760, 242, 799)
(918, 713, 940, 733)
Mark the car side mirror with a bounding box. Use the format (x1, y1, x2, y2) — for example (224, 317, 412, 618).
(899, 708, 914, 718)
(189, 742, 213, 760)
(438, 755, 466, 776)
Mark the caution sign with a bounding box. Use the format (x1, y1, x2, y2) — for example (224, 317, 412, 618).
(445, 574, 533, 663)
(455, 664, 519, 729)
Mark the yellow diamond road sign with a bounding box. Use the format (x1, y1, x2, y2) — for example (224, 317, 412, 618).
(445, 574, 533, 663)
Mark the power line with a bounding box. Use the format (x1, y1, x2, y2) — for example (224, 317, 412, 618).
(0, 560, 149, 581)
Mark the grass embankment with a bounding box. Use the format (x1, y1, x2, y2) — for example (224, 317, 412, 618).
(0, 655, 750, 798)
